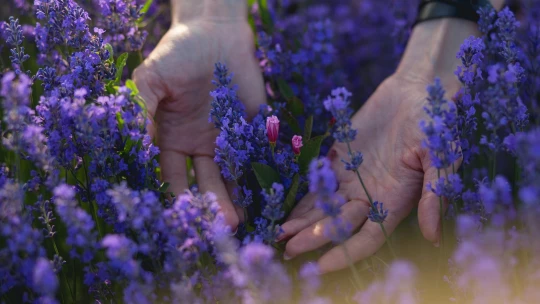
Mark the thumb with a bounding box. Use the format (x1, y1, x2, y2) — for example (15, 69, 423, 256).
(132, 64, 167, 138)
(417, 163, 446, 246)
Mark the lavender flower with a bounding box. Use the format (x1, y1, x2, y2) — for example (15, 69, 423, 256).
(0, 179, 47, 297)
(261, 182, 285, 221)
(33, 257, 59, 297)
(4, 17, 30, 74)
(419, 78, 460, 169)
(308, 158, 351, 243)
(455, 36, 485, 86)
(515, 128, 540, 206)
(34, 0, 115, 98)
(95, 0, 148, 53)
(478, 176, 516, 226)
(324, 87, 356, 143)
(367, 201, 389, 224)
(1, 72, 32, 152)
(53, 184, 97, 262)
(101, 234, 139, 278)
(354, 261, 418, 304)
(427, 174, 464, 201)
(236, 243, 292, 303)
(341, 151, 363, 171)
(299, 263, 330, 303)
(495, 7, 520, 63)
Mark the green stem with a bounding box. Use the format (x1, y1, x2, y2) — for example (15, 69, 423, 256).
(345, 142, 396, 259)
(491, 152, 497, 181)
(50, 238, 75, 301)
(138, 51, 144, 65)
(437, 169, 445, 249)
(73, 260, 77, 302)
(89, 201, 104, 238)
(380, 224, 397, 259)
(81, 155, 104, 238)
(342, 244, 363, 290)
(346, 142, 373, 205)
(14, 152, 21, 182)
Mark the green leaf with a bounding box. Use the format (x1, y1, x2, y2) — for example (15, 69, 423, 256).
(104, 44, 114, 63)
(105, 81, 117, 94)
(304, 116, 313, 141)
(115, 53, 129, 84)
(158, 182, 170, 193)
(298, 135, 327, 174)
(137, 0, 154, 24)
(276, 79, 303, 115)
(252, 162, 281, 190)
(282, 174, 299, 215)
(288, 96, 304, 116)
(257, 0, 274, 32)
(125, 79, 139, 96)
(277, 78, 294, 100)
(123, 138, 135, 154)
(282, 110, 302, 134)
(116, 112, 125, 130)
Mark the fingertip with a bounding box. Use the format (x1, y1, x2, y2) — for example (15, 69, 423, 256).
(418, 193, 442, 244)
(193, 156, 240, 229)
(279, 220, 301, 240)
(223, 209, 240, 232)
(283, 236, 305, 261)
(317, 247, 347, 274)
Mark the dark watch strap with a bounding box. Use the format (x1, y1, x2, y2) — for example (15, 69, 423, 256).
(415, 0, 493, 26)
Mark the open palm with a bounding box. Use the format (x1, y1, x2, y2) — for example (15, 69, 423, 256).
(281, 75, 460, 273)
(133, 20, 265, 228)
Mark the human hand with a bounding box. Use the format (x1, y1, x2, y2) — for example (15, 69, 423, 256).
(280, 17, 477, 273)
(133, 2, 265, 229)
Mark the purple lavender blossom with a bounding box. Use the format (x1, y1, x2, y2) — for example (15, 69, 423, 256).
(236, 243, 292, 303)
(354, 261, 418, 304)
(34, 0, 115, 98)
(495, 7, 520, 63)
(101, 234, 139, 278)
(0, 179, 48, 297)
(427, 174, 464, 201)
(478, 176, 516, 227)
(4, 17, 30, 74)
(515, 128, 540, 206)
(32, 257, 59, 297)
(299, 263, 330, 303)
(367, 201, 389, 224)
(419, 78, 460, 169)
(261, 182, 285, 221)
(341, 151, 363, 171)
(324, 87, 356, 143)
(308, 158, 351, 243)
(95, 0, 148, 53)
(53, 184, 97, 262)
(455, 36, 485, 86)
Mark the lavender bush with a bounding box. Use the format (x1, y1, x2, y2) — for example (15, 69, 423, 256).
(0, 0, 539, 303)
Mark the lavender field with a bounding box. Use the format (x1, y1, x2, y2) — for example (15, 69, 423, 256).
(1, 0, 539, 303)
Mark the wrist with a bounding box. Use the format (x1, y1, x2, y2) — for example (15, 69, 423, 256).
(395, 0, 504, 87)
(172, 0, 247, 25)
(394, 18, 479, 89)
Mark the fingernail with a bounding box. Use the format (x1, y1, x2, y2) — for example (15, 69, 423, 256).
(433, 241, 440, 248)
(229, 227, 238, 236)
(283, 253, 293, 261)
(275, 233, 286, 243)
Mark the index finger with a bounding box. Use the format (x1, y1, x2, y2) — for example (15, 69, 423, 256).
(317, 210, 404, 274)
(193, 155, 240, 229)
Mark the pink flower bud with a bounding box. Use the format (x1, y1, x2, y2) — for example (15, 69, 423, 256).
(266, 115, 279, 144)
(292, 135, 303, 155)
